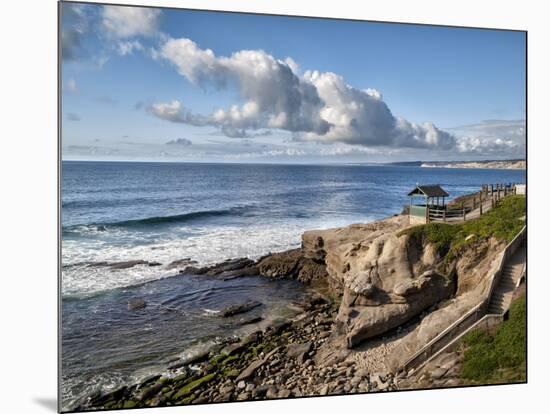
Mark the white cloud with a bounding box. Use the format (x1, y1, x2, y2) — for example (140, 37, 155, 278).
(150, 36, 456, 149)
(225, 147, 307, 160)
(61, 3, 91, 61)
(102, 6, 161, 38)
(448, 120, 525, 156)
(319, 145, 379, 156)
(116, 40, 144, 56)
(64, 78, 78, 93)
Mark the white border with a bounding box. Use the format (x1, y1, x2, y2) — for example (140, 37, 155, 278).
(1, 1, 548, 413)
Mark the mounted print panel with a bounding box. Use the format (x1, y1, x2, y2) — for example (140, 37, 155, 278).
(59, 1, 527, 412)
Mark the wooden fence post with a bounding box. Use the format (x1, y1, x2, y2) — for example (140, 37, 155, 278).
(443, 208, 446, 222)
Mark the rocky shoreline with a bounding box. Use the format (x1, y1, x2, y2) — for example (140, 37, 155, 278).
(72, 206, 514, 411)
(75, 293, 403, 411)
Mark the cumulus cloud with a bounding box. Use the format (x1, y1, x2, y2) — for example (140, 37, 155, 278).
(149, 37, 456, 149)
(102, 6, 161, 38)
(449, 119, 526, 156)
(455, 136, 521, 154)
(61, 4, 90, 61)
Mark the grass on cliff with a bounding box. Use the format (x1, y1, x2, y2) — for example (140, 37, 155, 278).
(459, 293, 526, 384)
(400, 195, 526, 259)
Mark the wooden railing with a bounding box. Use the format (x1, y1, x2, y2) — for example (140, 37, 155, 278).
(428, 206, 470, 222)
(427, 182, 519, 223)
(399, 225, 526, 374)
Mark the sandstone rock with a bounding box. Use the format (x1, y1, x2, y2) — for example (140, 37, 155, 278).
(300, 215, 461, 348)
(256, 248, 328, 283)
(278, 389, 291, 398)
(236, 357, 268, 382)
(286, 341, 313, 363)
(236, 392, 251, 401)
(265, 386, 279, 399)
(430, 367, 449, 380)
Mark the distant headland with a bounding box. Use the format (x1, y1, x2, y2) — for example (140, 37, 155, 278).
(389, 159, 525, 170)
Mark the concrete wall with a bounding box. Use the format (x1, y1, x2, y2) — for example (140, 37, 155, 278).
(515, 184, 526, 195)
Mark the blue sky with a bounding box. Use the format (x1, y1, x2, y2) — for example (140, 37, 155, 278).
(61, 2, 526, 163)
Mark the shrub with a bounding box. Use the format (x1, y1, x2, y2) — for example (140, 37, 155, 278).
(460, 294, 526, 383)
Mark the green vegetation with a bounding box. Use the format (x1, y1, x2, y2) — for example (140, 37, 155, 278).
(460, 294, 526, 384)
(173, 373, 217, 401)
(400, 195, 526, 260)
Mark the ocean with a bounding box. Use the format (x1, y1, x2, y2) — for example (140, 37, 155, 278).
(60, 161, 525, 408)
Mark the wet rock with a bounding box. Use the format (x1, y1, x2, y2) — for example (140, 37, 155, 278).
(220, 301, 262, 317)
(237, 316, 263, 326)
(189, 258, 257, 278)
(110, 260, 150, 270)
(256, 248, 328, 283)
(165, 258, 197, 270)
(127, 298, 146, 310)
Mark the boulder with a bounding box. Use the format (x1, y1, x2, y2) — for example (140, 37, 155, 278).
(286, 341, 313, 363)
(184, 258, 257, 278)
(236, 357, 268, 382)
(110, 260, 150, 270)
(300, 215, 467, 348)
(256, 248, 328, 283)
(219, 301, 262, 317)
(165, 258, 197, 270)
(127, 298, 146, 311)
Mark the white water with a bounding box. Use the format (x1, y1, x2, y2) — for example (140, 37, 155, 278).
(62, 216, 370, 297)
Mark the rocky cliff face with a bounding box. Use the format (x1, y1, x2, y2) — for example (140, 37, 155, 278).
(181, 214, 505, 358)
(388, 239, 504, 370)
(302, 216, 454, 348)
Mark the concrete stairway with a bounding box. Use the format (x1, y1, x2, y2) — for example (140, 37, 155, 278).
(487, 241, 526, 315)
(399, 229, 526, 376)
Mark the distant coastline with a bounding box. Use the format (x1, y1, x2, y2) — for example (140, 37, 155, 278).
(389, 159, 525, 170)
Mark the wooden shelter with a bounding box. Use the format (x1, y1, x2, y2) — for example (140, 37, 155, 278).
(408, 184, 449, 224)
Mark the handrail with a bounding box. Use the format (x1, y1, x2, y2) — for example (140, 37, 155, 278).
(400, 225, 526, 374)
